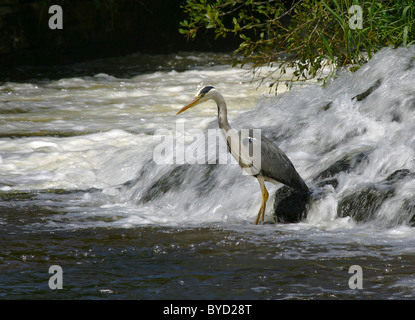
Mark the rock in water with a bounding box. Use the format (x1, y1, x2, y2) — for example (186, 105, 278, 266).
(337, 169, 415, 224)
(337, 186, 394, 223)
(273, 186, 310, 223)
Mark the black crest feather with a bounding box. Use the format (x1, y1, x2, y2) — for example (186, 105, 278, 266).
(199, 86, 214, 95)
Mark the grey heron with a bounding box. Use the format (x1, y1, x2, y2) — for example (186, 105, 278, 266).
(177, 86, 309, 225)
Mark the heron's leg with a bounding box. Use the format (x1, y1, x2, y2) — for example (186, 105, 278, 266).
(255, 177, 269, 225)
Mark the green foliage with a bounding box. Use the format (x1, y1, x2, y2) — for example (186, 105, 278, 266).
(179, 0, 415, 89)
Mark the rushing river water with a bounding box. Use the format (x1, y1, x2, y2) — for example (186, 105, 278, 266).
(2, 48, 415, 300)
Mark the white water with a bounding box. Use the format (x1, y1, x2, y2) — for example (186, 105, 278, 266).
(1, 48, 415, 234)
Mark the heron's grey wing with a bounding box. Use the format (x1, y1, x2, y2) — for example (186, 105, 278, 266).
(258, 135, 309, 193)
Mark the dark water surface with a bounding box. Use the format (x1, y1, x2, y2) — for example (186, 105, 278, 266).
(3, 219, 415, 300)
(3, 222, 415, 300)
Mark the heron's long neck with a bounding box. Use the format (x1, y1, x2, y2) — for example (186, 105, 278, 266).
(213, 92, 231, 133)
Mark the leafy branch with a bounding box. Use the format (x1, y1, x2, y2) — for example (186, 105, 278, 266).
(179, 0, 415, 91)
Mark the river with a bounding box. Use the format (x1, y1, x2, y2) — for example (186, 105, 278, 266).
(1, 48, 415, 300)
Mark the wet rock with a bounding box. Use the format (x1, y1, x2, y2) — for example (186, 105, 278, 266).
(337, 186, 394, 222)
(315, 177, 338, 189)
(315, 152, 369, 181)
(385, 169, 412, 183)
(404, 200, 415, 226)
(322, 102, 333, 111)
(352, 79, 382, 101)
(139, 163, 218, 204)
(141, 164, 191, 203)
(337, 169, 415, 223)
(273, 187, 310, 223)
(386, 169, 415, 226)
(307, 151, 370, 203)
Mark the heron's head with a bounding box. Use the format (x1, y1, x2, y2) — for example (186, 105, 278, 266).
(176, 86, 216, 115)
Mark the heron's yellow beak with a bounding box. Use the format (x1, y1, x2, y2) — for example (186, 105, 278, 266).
(176, 96, 201, 115)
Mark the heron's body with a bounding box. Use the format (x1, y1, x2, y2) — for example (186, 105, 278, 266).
(177, 86, 309, 225)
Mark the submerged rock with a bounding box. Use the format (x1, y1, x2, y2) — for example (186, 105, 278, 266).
(352, 79, 382, 101)
(271, 151, 368, 224)
(140, 164, 192, 203)
(274, 168, 415, 225)
(338, 169, 415, 223)
(402, 200, 415, 226)
(337, 186, 394, 222)
(314, 152, 369, 181)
